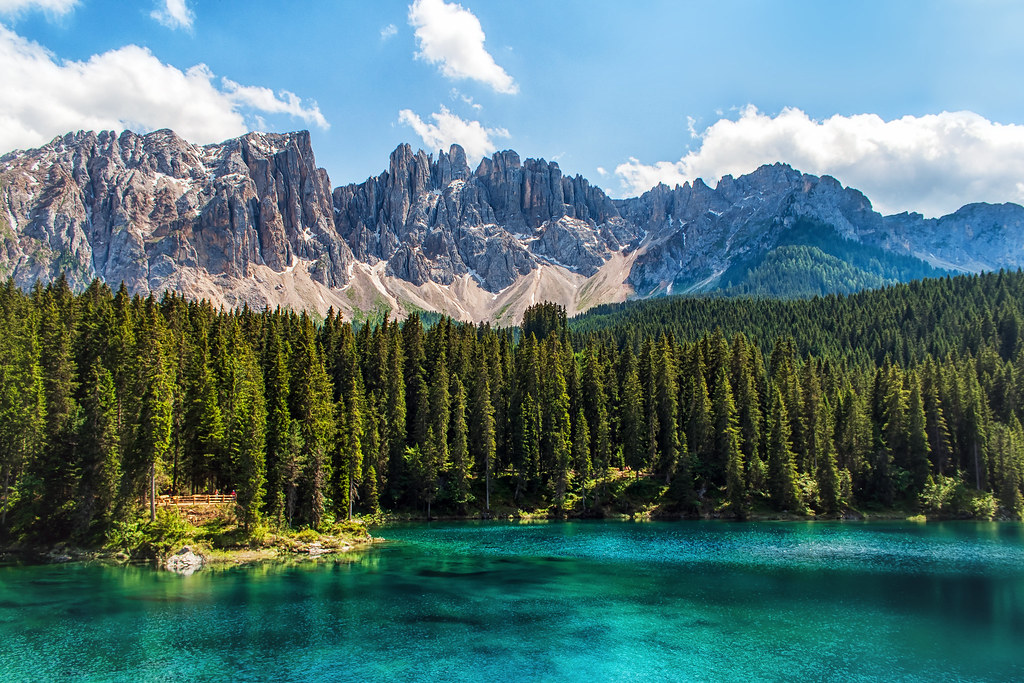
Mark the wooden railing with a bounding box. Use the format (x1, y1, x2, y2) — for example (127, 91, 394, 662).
(156, 494, 236, 507)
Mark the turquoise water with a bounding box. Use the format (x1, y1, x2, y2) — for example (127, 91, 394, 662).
(2, 521, 1024, 681)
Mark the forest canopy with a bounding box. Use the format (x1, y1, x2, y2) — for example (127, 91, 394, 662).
(2, 270, 1024, 545)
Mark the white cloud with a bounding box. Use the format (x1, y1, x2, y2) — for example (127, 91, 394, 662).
(0, 24, 328, 154)
(449, 88, 482, 111)
(380, 23, 397, 40)
(150, 0, 193, 31)
(0, 0, 76, 15)
(596, 166, 607, 176)
(398, 105, 509, 164)
(614, 106, 1024, 217)
(408, 0, 517, 94)
(221, 79, 328, 129)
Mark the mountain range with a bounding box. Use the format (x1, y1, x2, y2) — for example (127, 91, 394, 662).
(2, 128, 1022, 323)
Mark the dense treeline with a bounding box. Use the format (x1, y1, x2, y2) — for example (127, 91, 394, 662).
(2, 271, 1024, 545)
(574, 270, 1024, 367)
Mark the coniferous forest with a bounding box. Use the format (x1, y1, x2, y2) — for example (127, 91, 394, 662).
(3, 270, 1024, 545)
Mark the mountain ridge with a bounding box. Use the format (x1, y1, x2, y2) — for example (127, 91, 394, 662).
(2, 128, 1022, 322)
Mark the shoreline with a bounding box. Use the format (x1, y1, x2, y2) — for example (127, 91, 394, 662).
(2, 511, 1008, 570)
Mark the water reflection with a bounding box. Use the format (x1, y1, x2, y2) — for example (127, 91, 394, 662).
(0, 521, 1022, 681)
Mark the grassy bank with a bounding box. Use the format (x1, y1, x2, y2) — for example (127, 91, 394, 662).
(0, 504, 376, 569)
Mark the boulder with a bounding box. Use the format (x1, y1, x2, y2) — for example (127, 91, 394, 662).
(165, 546, 205, 575)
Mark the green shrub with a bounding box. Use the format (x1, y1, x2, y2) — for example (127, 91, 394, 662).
(921, 474, 958, 514)
(967, 491, 998, 521)
(106, 519, 146, 554)
(142, 509, 195, 557)
(246, 524, 270, 546)
(294, 527, 320, 543)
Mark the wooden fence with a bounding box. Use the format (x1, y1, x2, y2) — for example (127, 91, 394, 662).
(156, 494, 235, 507)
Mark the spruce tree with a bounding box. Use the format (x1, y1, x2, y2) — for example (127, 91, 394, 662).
(619, 348, 646, 476)
(75, 358, 120, 536)
(767, 385, 802, 511)
(470, 359, 496, 513)
(229, 345, 267, 532)
(654, 336, 680, 484)
(906, 375, 931, 495)
(290, 315, 335, 528)
(448, 374, 472, 511)
(262, 317, 291, 527)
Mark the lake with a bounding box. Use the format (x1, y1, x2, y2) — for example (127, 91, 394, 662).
(2, 520, 1023, 681)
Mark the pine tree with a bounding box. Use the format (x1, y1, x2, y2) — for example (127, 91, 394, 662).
(922, 359, 953, 476)
(75, 358, 120, 536)
(541, 336, 572, 509)
(712, 365, 746, 515)
(767, 385, 802, 511)
(732, 338, 764, 500)
(183, 318, 224, 493)
(290, 315, 335, 528)
(262, 317, 291, 527)
(384, 325, 407, 503)
(582, 347, 612, 480)
(27, 282, 81, 536)
(448, 374, 472, 511)
(962, 368, 990, 491)
(135, 317, 173, 522)
(572, 407, 592, 508)
(229, 344, 267, 531)
(906, 374, 931, 495)
(470, 359, 496, 513)
(815, 397, 842, 514)
(0, 287, 45, 532)
(654, 336, 680, 484)
(619, 348, 645, 475)
(686, 359, 713, 480)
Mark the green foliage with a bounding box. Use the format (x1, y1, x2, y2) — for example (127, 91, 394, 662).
(140, 508, 195, 558)
(3, 268, 1024, 542)
(105, 518, 146, 554)
(521, 302, 568, 343)
(718, 220, 948, 298)
(725, 245, 892, 298)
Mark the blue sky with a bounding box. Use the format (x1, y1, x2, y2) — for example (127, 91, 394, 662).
(3, 0, 1024, 216)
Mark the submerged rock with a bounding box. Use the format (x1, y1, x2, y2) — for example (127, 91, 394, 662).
(165, 546, 205, 575)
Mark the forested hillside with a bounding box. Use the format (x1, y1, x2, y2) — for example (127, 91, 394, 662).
(2, 271, 1024, 546)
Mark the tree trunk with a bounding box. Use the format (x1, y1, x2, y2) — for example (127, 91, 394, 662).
(348, 478, 354, 521)
(149, 461, 156, 522)
(974, 441, 981, 490)
(485, 460, 491, 514)
(1, 468, 9, 527)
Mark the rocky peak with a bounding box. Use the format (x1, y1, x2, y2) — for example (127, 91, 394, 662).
(6, 129, 1024, 323)
(333, 144, 631, 292)
(0, 128, 352, 297)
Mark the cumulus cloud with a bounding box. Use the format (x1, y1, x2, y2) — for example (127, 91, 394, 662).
(380, 23, 397, 40)
(150, 0, 193, 31)
(0, 24, 328, 154)
(0, 0, 76, 16)
(221, 79, 328, 129)
(398, 105, 509, 163)
(614, 106, 1024, 217)
(408, 0, 517, 94)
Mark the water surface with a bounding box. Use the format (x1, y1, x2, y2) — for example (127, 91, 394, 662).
(2, 520, 1023, 681)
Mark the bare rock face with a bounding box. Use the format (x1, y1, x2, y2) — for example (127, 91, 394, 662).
(333, 144, 634, 292)
(4, 128, 1024, 320)
(881, 203, 1024, 272)
(616, 163, 886, 294)
(0, 129, 352, 295)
